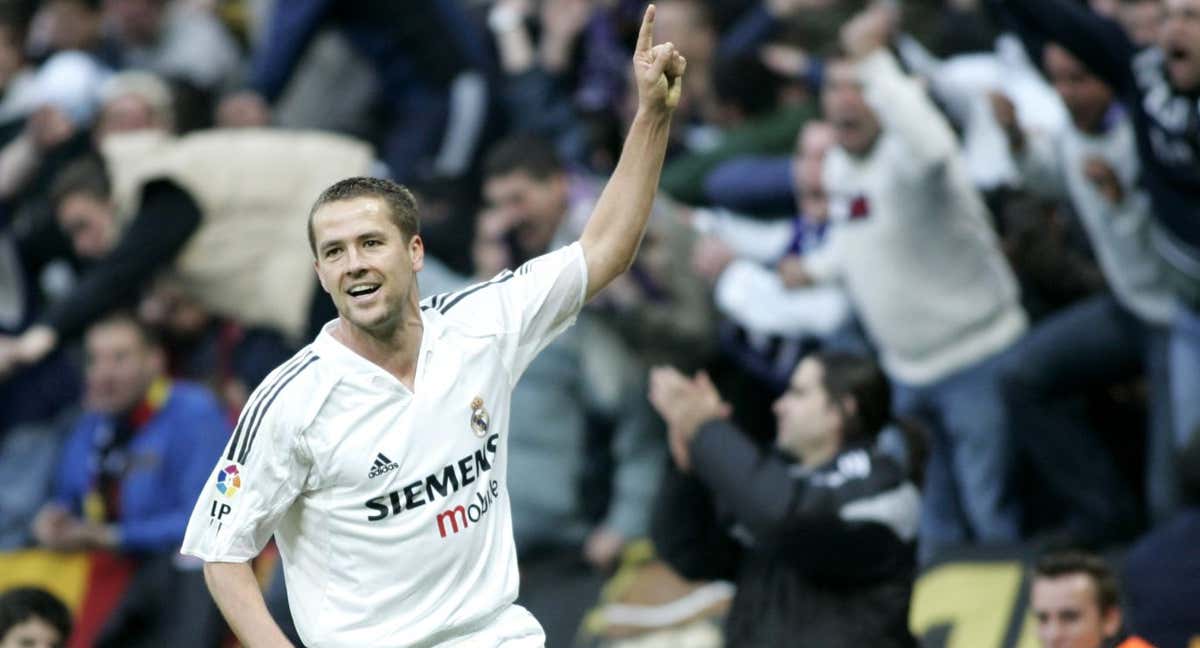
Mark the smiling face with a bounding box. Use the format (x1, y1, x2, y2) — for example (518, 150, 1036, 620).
(312, 197, 424, 339)
(1161, 0, 1200, 92)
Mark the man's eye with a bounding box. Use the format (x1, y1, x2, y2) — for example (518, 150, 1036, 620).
(324, 248, 340, 258)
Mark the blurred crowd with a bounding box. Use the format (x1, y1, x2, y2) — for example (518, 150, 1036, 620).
(0, 0, 1199, 646)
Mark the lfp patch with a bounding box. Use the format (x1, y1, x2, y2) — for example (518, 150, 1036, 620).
(216, 464, 242, 497)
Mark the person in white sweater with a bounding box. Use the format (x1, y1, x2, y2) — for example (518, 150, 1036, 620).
(994, 42, 1178, 532)
(791, 4, 1027, 561)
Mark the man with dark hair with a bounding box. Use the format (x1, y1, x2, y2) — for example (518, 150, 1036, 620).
(0, 587, 71, 648)
(181, 8, 686, 647)
(648, 351, 920, 646)
(1028, 550, 1158, 648)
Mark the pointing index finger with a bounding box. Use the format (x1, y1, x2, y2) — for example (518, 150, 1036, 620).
(636, 4, 655, 55)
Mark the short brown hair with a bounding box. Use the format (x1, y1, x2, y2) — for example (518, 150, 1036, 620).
(307, 177, 420, 256)
(1032, 550, 1120, 613)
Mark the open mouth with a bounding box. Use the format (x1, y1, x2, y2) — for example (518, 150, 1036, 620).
(347, 284, 381, 299)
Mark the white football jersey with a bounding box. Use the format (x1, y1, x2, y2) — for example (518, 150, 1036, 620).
(182, 243, 588, 647)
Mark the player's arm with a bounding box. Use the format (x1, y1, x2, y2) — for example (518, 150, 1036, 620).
(204, 561, 295, 648)
(578, 4, 685, 301)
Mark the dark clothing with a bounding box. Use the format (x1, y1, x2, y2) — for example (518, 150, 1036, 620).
(94, 553, 223, 648)
(1000, 294, 1169, 534)
(1123, 509, 1200, 648)
(250, 0, 495, 182)
(652, 421, 917, 647)
(999, 0, 1200, 292)
(43, 180, 202, 341)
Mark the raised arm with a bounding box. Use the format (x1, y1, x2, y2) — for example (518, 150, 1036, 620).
(843, 4, 958, 169)
(578, 5, 686, 301)
(991, 0, 1135, 93)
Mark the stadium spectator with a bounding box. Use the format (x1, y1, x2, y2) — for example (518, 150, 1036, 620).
(782, 3, 1027, 560)
(1123, 431, 1200, 647)
(995, 40, 1175, 535)
(0, 587, 71, 648)
(0, 127, 376, 379)
(1000, 0, 1200, 497)
(92, 71, 173, 143)
(688, 120, 855, 389)
(31, 311, 227, 648)
(102, 0, 239, 93)
(649, 351, 919, 647)
(480, 133, 714, 370)
(1030, 550, 1154, 648)
(237, 0, 496, 183)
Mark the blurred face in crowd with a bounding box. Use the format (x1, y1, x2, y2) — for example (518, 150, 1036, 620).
(84, 318, 163, 415)
(0, 617, 63, 648)
(1043, 44, 1115, 133)
(312, 197, 424, 337)
(822, 59, 881, 157)
(772, 357, 845, 460)
(1160, 0, 1200, 92)
(653, 0, 715, 69)
(95, 93, 162, 141)
(104, 0, 164, 45)
(483, 170, 568, 257)
(792, 121, 835, 221)
(1120, 0, 1165, 47)
(1031, 573, 1120, 648)
(57, 192, 118, 260)
(36, 0, 102, 53)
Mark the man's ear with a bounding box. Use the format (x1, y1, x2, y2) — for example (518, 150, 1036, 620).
(410, 234, 425, 272)
(1101, 605, 1121, 639)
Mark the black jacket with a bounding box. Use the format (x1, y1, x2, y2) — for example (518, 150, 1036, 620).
(653, 420, 919, 647)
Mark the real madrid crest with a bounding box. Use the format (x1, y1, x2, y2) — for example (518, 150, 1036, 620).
(470, 396, 490, 437)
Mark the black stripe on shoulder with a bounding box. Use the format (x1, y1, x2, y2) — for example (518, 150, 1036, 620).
(226, 351, 313, 461)
(237, 353, 320, 464)
(439, 271, 515, 315)
(421, 292, 448, 313)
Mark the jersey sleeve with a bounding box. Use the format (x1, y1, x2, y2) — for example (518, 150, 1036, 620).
(427, 242, 588, 384)
(180, 353, 321, 562)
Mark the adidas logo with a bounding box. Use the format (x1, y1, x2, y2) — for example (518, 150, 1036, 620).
(368, 453, 400, 479)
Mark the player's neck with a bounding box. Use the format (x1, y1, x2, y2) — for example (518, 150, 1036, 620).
(332, 307, 424, 390)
